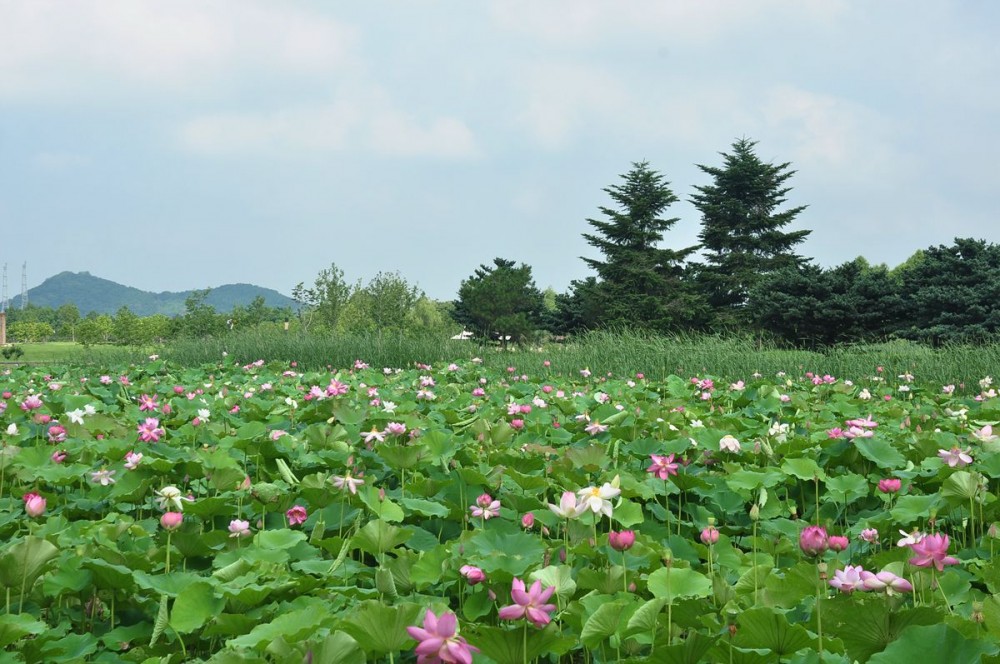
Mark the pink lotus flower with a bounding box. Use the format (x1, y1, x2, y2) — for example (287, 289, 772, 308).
(20, 395, 43, 411)
(385, 422, 407, 436)
(878, 478, 902, 493)
(908, 533, 960, 571)
(326, 380, 349, 397)
(584, 420, 608, 435)
(331, 471, 364, 495)
(719, 435, 741, 453)
(362, 427, 385, 444)
(521, 512, 535, 529)
(700, 526, 720, 545)
(799, 526, 828, 557)
(459, 565, 485, 585)
(548, 491, 586, 519)
(609, 530, 636, 551)
(406, 610, 477, 664)
(510, 419, 525, 431)
(91, 469, 116, 486)
(286, 505, 308, 526)
(827, 535, 849, 552)
(160, 512, 183, 530)
(938, 446, 973, 468)
(124, 451, 143, 470)
(47, 424, 66, 443)
(859, 528, 879, 543)
(861, 570, 913, 594)
(470, 494, 500, 520)
(23, 493, 46, 518)
(51, 450, 67, 464)
(498, 578, 557, 628)
(647, 454, 679, 480)
(228, 519, 252, 538)
(138, 394, 159, 412)
(972, 424, 997, 443)
(137, 418, 165, 443)
(827, 427, 845, 439)
(829, 565, 867, 594)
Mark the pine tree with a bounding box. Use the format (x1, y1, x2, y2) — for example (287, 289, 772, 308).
(452, 258, 545, 344)
(691, 138, 810, 323)
(579, 161, 703, 331)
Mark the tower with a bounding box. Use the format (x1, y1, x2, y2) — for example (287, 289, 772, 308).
(20, 262, 27, 310)
(1, 263, 7, 313)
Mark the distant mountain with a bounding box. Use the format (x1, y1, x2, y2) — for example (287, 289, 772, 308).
(9, 271, 297, 316)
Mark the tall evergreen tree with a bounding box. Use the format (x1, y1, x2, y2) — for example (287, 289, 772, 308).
(894, 238, 1000, 345)
(578, 161, 704, 331)
(691, 138, 811, 323)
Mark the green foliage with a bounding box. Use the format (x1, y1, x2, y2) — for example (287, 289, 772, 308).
(337, 271, 426, 335)
(692, 138, 811, 322)
(181, 289, 225, 339)
(452, 257, 545, 344)
(1, 344, 24, 360)
(8, 320, 55, 343)
(748, 259, 902, 347)
(894, 237, 1000, 345)
(573, 161, 707, 332)
(293, 263, 353, 333)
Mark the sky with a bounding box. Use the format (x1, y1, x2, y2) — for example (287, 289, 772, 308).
(2, 1, 999, 302)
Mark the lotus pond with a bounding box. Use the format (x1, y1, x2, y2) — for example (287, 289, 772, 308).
(1, 358, 1000, 663)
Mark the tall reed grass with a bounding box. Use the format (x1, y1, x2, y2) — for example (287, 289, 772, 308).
(156, 329, 1000, 385)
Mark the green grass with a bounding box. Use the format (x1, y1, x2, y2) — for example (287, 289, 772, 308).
(1, 342, 148, 366)
(7, 331, 999, 386)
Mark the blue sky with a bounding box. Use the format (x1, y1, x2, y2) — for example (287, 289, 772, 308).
(2, 1, 998, 301)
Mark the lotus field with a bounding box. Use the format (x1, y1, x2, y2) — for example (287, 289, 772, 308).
(3, 357, 1000, 663)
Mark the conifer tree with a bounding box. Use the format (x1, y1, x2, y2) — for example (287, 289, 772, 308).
(578, 161, 703, 331)
(691, 138, 810, 323)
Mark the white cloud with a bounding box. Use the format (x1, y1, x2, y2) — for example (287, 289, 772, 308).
(369, 112, 478, 158)
(489, 0, 846, 46)
(512, 62, 632, 149)
(0, 1, 357, 99)
(178, 103, 361, 155)
(178, 96, 478, 159)
(758, 86, 911, 184)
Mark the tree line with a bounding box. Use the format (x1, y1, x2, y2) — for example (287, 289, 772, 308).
(3, 273, 461, 346)
(5, 137, 998, 349)
(452, 138, 1000, 347)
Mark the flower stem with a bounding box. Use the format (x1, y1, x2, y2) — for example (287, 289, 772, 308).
(816, 563, 825, 660)
(622, 549, 628, 594)
(934, 569, 954, 614)
(522, 621, 528, 664)
(165, 531, 172, 575)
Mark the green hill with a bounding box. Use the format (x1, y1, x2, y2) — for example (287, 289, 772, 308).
(10, 272, 297, 316)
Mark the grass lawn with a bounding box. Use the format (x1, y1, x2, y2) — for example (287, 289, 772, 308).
(2, 342, 147, 365)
